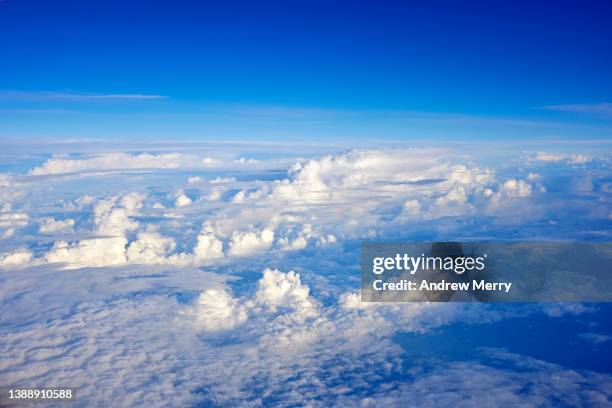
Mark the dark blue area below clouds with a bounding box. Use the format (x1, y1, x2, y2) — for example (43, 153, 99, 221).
(396, 304, 612, 374)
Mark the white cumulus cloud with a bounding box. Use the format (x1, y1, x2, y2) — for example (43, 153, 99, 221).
(39, 218, 75, 234)
(194, 289, 248, 332)
(174, 193, 193, 208)
(228, 228, 275, 257)
(0, 248, 33, 268)
(44, 237, 128, 268)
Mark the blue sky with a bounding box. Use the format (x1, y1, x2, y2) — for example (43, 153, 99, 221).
(1, 0, 612, 141)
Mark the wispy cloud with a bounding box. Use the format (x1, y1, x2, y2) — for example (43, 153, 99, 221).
(541, 102, 612, 116)
(578, 332, 611, 345)
(0, 90, 167, 101)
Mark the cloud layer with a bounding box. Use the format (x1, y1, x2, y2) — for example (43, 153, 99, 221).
(1, 145, 611, 406)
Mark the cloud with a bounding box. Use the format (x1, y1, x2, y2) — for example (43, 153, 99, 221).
(42, 193, 144, 268)
(1, 228, 15, 239)
(1, 148, 574, 272)
(28, 153, 188, 176)
(280, 149, 451, 197)
(252, 269, 316, 317)
(0, 269, 226, 406)
(3, 148, 604, 275)
(0, 204, 29, 229)
(0, 90, 167, 101)
(35, 191, 225, 269)
(0, 248, 33, 268)
(228, 228, 275, 257)
(225, 150, 491, 230)
(0, 174, 23, 203)
(44, 237, 129, 267)
(190, 224, 224, 263)
(210, 177, 237, 184)
(278, 224, 314, 251)
(2, 241, 609, 407)
(93, 194, 142, 236)
(193, 289, 248, 332)
(0, 204, 28, 239)
(192, 268, 316, 333)
(201, 157, 222, 167)
(535, 152, 590, 164)
(541, 303, 593, 317)
(542, 102, 612, 116)
(125, 229, 177, 265)
(174, 192, 193, 208)
(578, 332, 611, 345)
(3, 143, 612, 406)
(120, 192, 147, 213)
(499, 179, 532, 198)
(143, 223, 224, 267)
(42, 223, 225, 270)
(27, 152, 272, 177)
(225, 149, 535, 229)
(337, 350, 612, 407)
(187, 176, 204, 184)
(39, 218, 75, 234)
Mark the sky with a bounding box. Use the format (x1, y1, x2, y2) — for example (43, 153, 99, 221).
(1, 2, 612, 406)
(1, 0, 612, 141)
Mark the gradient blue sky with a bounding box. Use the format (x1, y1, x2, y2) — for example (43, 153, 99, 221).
(1, 0, 612, 141)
